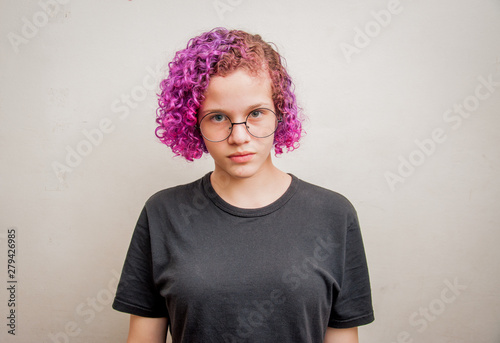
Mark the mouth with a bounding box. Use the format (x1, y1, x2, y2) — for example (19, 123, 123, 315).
(228, 151, 255, 163)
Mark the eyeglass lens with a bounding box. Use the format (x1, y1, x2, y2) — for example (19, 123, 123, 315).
(199, 108, 279, 142)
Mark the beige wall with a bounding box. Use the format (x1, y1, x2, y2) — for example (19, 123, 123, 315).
(1, 0, 499, 342)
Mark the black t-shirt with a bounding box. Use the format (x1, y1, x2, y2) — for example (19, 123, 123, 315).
(113, 173, 374, 342)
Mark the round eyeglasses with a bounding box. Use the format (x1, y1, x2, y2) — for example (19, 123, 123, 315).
(198, 108, 281, 142)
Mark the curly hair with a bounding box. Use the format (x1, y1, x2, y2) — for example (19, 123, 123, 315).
(155, 27, 305, 161)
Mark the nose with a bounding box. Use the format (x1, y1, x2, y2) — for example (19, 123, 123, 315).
(227, 122, 251, 144)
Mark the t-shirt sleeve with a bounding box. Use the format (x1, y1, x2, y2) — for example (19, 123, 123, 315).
(328, 210, 374, 328)
(112, 207, 168, 318)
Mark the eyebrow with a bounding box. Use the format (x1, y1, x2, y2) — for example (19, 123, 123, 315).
(200, 103, 271, 116)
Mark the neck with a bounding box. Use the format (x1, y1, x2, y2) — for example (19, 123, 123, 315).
(210, 165, 291, 209)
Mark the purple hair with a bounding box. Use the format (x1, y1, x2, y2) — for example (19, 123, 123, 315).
(155, 27, 305, 161)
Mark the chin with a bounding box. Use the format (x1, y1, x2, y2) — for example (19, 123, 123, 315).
(223, 163, 262, 180)
(229, 168, 257, 179)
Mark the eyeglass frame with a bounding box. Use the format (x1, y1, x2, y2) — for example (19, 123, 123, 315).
(197, 108, 282, 142)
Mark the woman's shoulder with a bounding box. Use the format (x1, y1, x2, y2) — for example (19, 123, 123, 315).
(294, 176, 358, 215)
(144, 174, 207, 207)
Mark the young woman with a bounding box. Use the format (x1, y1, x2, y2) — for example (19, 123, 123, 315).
(113, 27, 374, 343)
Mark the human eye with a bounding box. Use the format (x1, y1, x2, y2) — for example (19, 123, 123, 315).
(208, 113, 228, 123)
(249, 109, 265, 118)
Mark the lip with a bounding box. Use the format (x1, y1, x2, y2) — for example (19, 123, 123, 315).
(228, 151, 255, 163)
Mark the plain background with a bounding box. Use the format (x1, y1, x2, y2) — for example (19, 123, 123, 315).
(1, 0, 500, 342)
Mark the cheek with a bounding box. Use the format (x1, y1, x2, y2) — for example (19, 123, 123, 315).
(260, 136, 275, 154)
(203, 141, 225, 159)
(203, 141, 216, 155)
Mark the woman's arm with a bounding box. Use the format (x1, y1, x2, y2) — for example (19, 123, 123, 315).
(126, 315, 168, 343)
(324, 327, 359, 343)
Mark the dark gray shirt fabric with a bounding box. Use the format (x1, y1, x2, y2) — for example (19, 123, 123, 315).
(112, 173, 374, 342)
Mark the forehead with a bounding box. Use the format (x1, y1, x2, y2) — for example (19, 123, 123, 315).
(200, 69, 273, 115)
